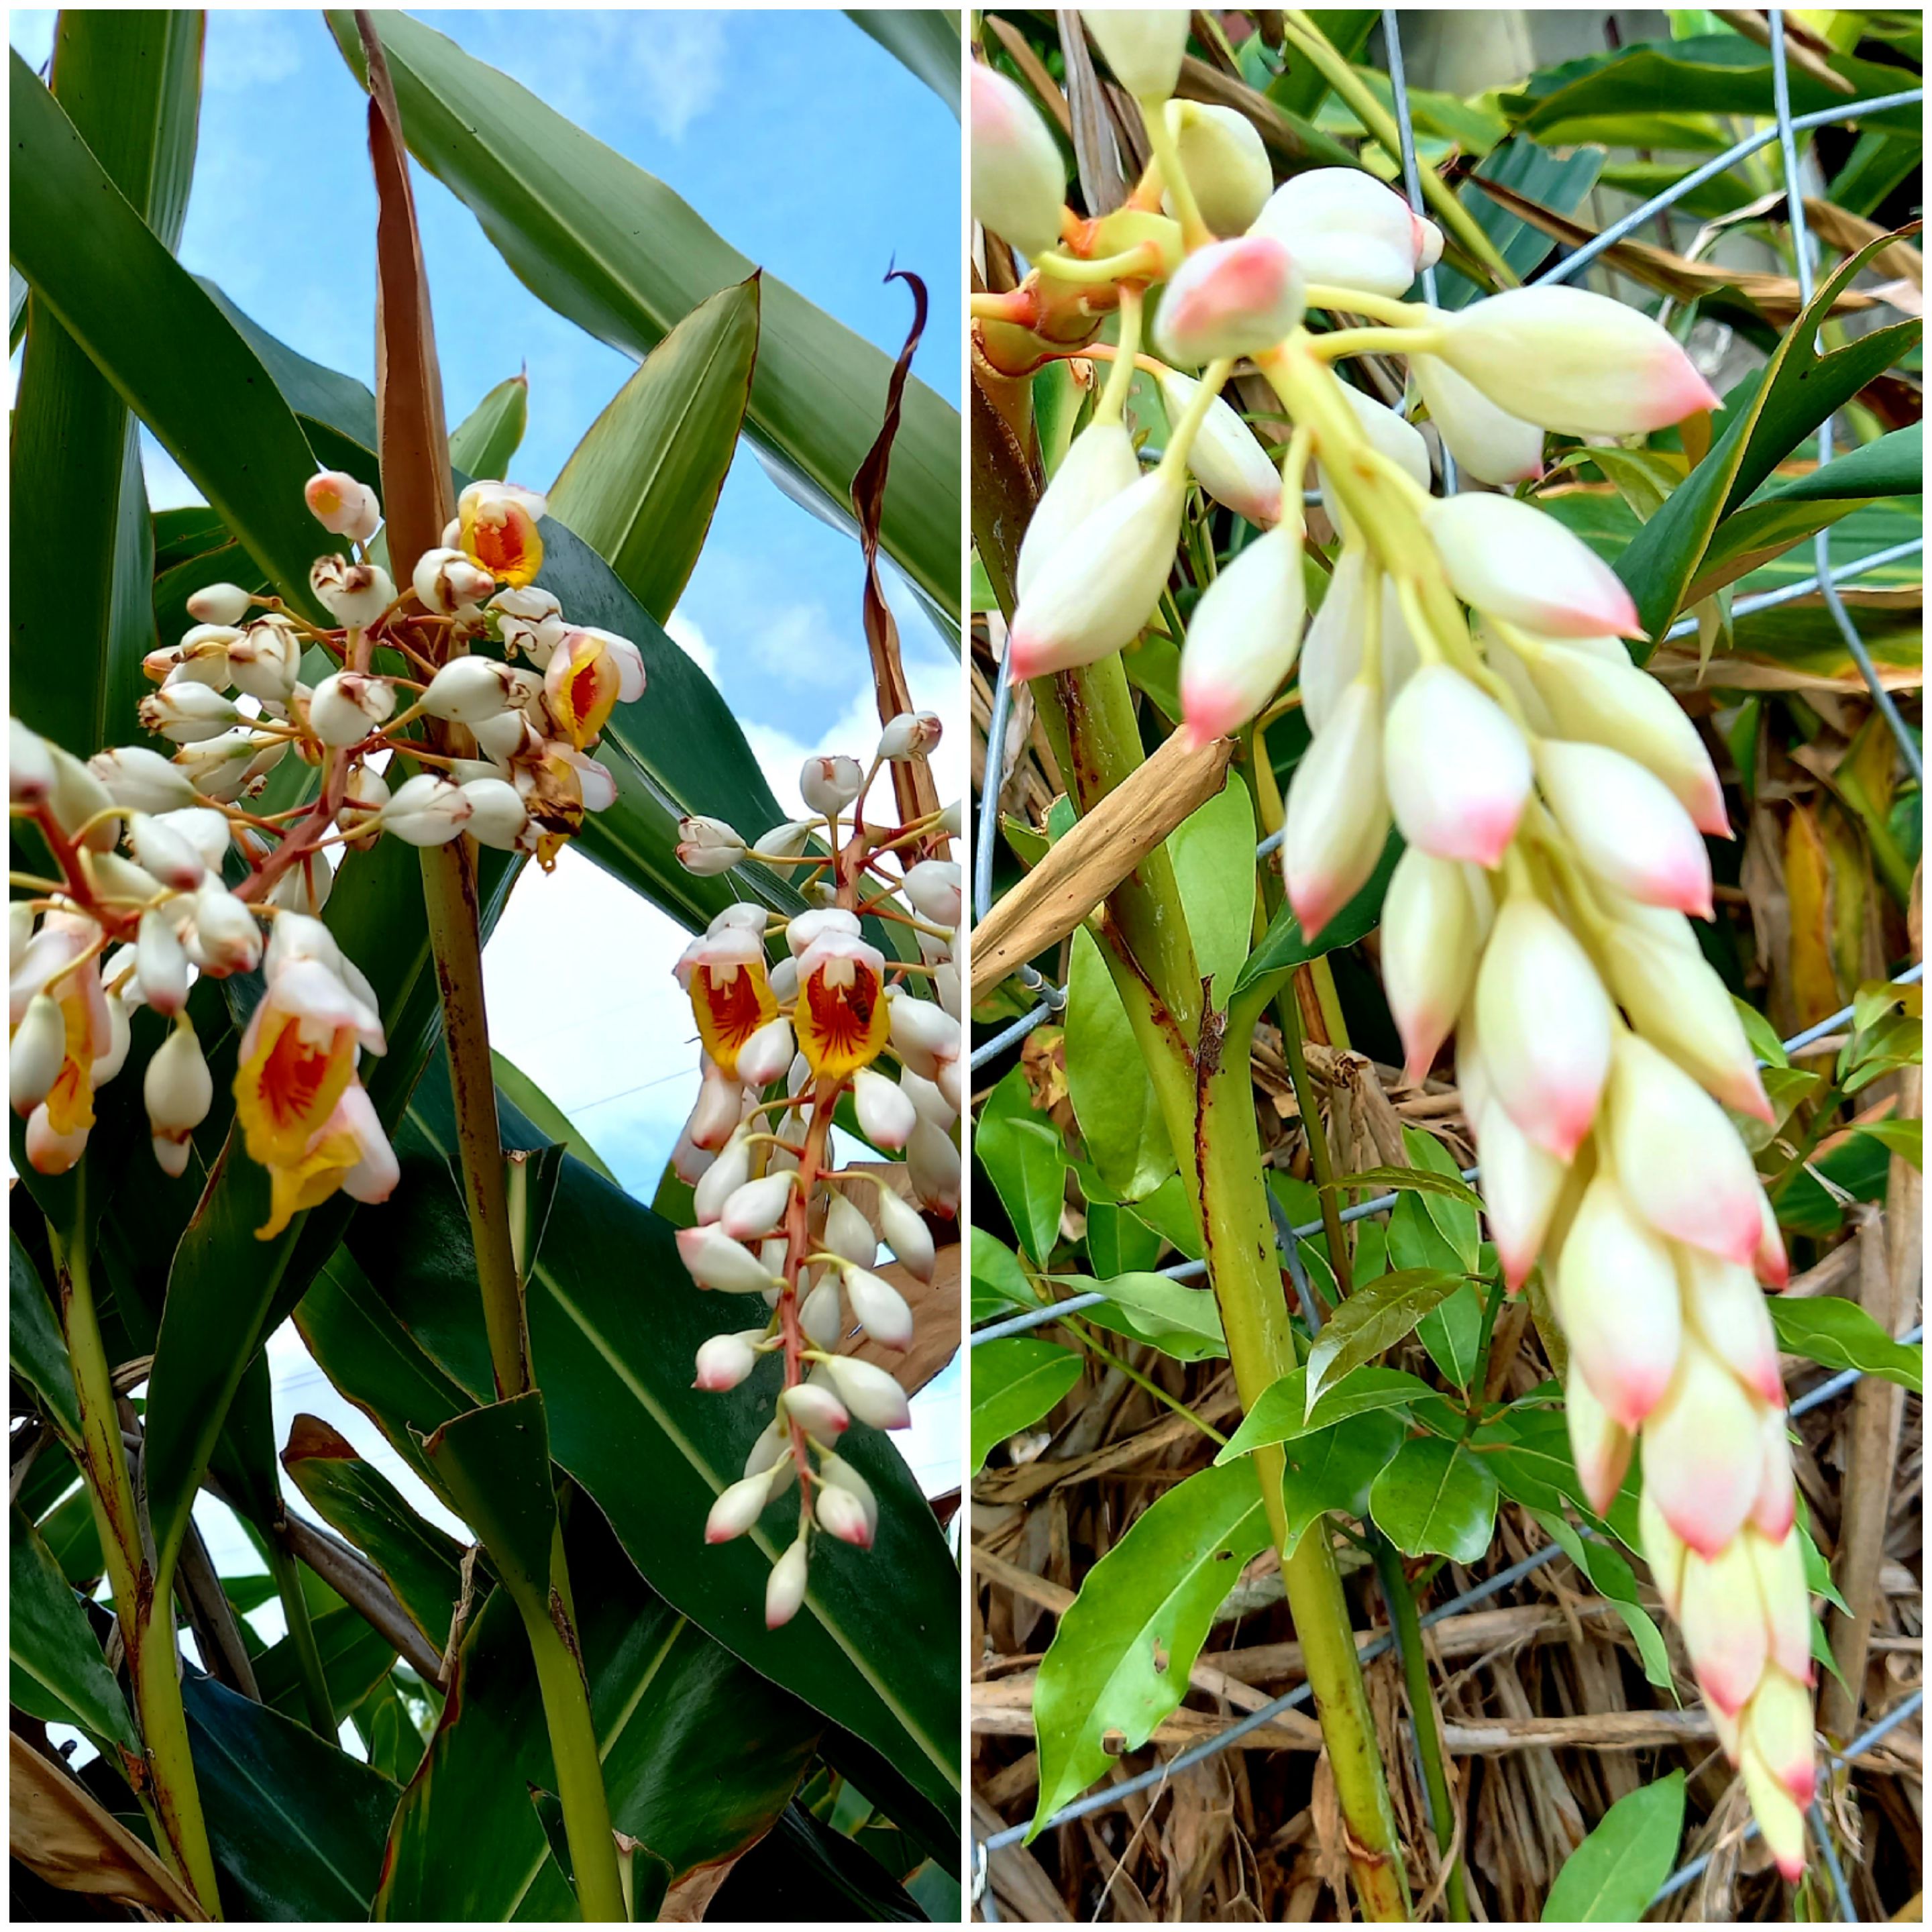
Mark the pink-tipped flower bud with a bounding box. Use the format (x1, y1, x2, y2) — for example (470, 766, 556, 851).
(706, 1470, 776, 1544)
(1425, 494, 1642, 641)
(28, 1103, 90, 1176)
(1474, 1097, 1567, 1294)
(1607, 1033, 1762, 1266)
(720, 1171, 794, 1244)
(824, 1192, 878, 1270)
(737, 1016, 794, 1090)
(676, 1222, 777, 1293)
(1748, 1524, 1814, 1686)
(305, 470, 382, 542)
(1474, 897, 1611, 1161)
(1564, 1357, 1633, 1517)
(1157, 370, 1281, 529)
(1554, 1172, 1682, 1429)
(11, 718, 55, 804)
(1178, 522, 1305, 749)
(1008, 468, 1185, 680)
(1746, 1668, 1817, 1810)
(185, 582, 254, 627)
(1083, 7, 1188, 98)
(143, 1022, 213, 1147)
(1738, 1743, 1808, 1881)
(1017, 422, 1141, 599)
(853, 1067, 916, 1150)
(1536, 740, 1713, 918)
(378, 773, 472, 847)
(765, 1537, 810, 1629)
(844, 1265, 913, 1350)
(124, 813, 203, 892)
(1641, 1336, 1764, 1558)
(800, 755, 864, 816)
(1410, 352, 1544, 485)
(10, 994, 64, 1117)
(815, 1481, 873, 1548)
(1250, 166, 1430, 300)
(1679, 1534, 1769, 1717)
(1299, 552, 1421, 734)
(1381, 847, 1479, 1084)
(134, 910, 190, 1016)
(875, 1185, 936, 1282)
(1748, 1404, 1798, 1543)
(969, 62, 1067, 260)
(694, 1329, 763, 1393)
(1281, 680, 1389, 942)
(782, 1381, 850, 1439)
(818, 1354, 912, 1430)
(908, 1115, 960, 1216)
(1152, 235, 1304, 367)
(1753, 1189, 1788, 1291)
(1433, 285, 1723, 437)
(692, 1129, 753, 1224)
(1163, 99, 1270, 235)
(1680, 1248, 1783, 1408)
(1383, 665, 1532, 867)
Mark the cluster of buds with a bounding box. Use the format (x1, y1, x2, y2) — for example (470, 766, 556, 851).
(974, 15, 1813, 1873)
(10, 470, 643, 1239)
(669, 718, 961, 1626)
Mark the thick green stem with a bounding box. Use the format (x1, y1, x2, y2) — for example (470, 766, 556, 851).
(50, 1195, 222, 1917)
(266, 1534, 335, 1737)
(1373, 1537, 1469, 1921)
(1276, 974, 1356, 1300)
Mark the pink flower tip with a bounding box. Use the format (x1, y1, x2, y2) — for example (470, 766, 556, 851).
(1497, 1241, 1538, 1296)
(1006, 629, 1051, 682)
(1180, 680, 1248, 750)
(1722, 1071, 1776, 1127)
(1772, 1849, 1807, 1884)
(1287, 877, 1342, 944)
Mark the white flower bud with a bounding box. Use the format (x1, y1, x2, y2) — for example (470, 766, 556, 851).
(876, 1185, 936, 1281)
(459, 777, 530, 852)
(136, 909, 191, 1016)
(692, 1128, 753, 1224)
(11, 720, 55, 804)
(1083, 8, 1188, 99)
(844, 1265, 912, 1350)
(29, 1104, 90, 1176)
(1411, 353, 1544, 486)
(900, 859, 961, 928)
(412, 546, 498, 615)
(907, 1115, 960, 1217)
(800, 755, 864, 816)
(815, 1483, 873, 1548)
(736, 1016, 794, 1089)
(422, 655, 535, 724)
(185, 582, 254, 627)
(781, 1382, 850, 1439)
(852, 1067, 917, 1150)
(308, 672, 396, 748)
(1016, 421, 1141, 600)
(887, 991, 959, 1081)
(91, 995, 131, 1086)
(10, 994, 65, 1116)
(757, 818, 819, 862)
(1425, 493, 1642, 641)
(150, 806, 230, 871)
(1281, 680, 1389, 941)
(127, 813, 206, 890)
(705, 1471, 777, 1544)
(786, 908, 861, 957)
(1251, 167, 1434, 301)
(139, 682, 241, 745)
(818, 1354, 912, 1430)
(309, 555, 395, 629)
(1177, 520, 1305, 749)
(89, 745, 198, 813)
(876, 711, 942, 763)
(184, 884, 263, 974)
(819, 1453, 878, 1539)
(379, 773, 472, 846)
(1163, 99, 1271, 235)
(720, 1171, 795, 1244)
(969, 62, 1067, 260)
(764, 1537, 809, 1629)
(144, 1022, 213, 1140)
(675, 814, 746, 876)
(1156, 370, 1281, 530)
(823, 1191, 878, 1270)
(694, 1328, 764, 1393)
(1152, 235, 1304, 367)
(305, 470, 382, 541)
(675, 1222, 777, 1293)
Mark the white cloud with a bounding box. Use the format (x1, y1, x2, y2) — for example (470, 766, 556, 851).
(748, 599, 861, 690)
(663, 608, 717, 680)
(203, 11, 303, 93)
(476, 13, 729, 145)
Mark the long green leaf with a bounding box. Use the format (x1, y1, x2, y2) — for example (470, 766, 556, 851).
(10, 13, 201, 761)
(324, 9, 961, 630)
(1542, 1771, 1686, 1921)
(549, 276, 759, 624)
(9, 1504, 140, 1753)
(971, 1339, 1082, 1474)
(448, 371, 529, 483)
(10, 50, 331, 619)
(9, 1233, 81, 1446)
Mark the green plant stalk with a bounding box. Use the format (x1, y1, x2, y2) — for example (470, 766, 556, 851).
(1277, 9, 1515, 288)
(264, 1532, 335, 1737)
(1276, 967, 1357, 1299)
(48, 1193, 221, 1917)
(1371, 1535, 1469, 1921)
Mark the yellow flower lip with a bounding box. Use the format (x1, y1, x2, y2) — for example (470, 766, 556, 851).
(458, 481, 547, 588)
(232, 959, 375, 1171)
(690, 936, 779, 1080)
(793, 933, 890, 1081)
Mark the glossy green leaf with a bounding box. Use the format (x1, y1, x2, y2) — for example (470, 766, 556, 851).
(9, 13, 201, 763)
(1215, 1365, 1434, 1463)
(1416, 1282, 1485, 1391)
(1368, 1438, 1498, 1564)
(376, 1505, 816, 1919)
(708, 1799, 927, 1922)
(1534, 1512, 1674, 1690)
(1030, 1459, 1271, 1836)
(1542, 1771, 1685, 1921)
(1077, 1271, 1227, 1361)
(975, 1065, 1068, 1267)
(488, 1049, 618, 1186)
(968, 1231, 1034, 1323)
(326, 10, 961, 630)
(1233, 834, 1402, 1002)
(1063, 928, 1174, 1201)
(9, 1233, 80, 1445)
(282, 1415, 468, 1648)
(1304, 1269, 1466, 1411)
(422, 1391, 559, 1611)
(254, 1605, 398, 1723)
(971, 1339, 1082, 1474)
(184, 1672, 398, 1921)
(355, 1074, 962, 1823)
(1325, 1165, 1485, 1214)
(1083, 1199, 1165, 1279)
(9, 1504, 138, 1752)
(1169, 774, 1256, 1008)
(1402, 1126, 1483, 1274)
(1277, 1410, 1408, 1559)
(845, 9, 960, 115)
(1613, 232, 1921, 651)
(1770, 1297, 1923, 1393)
(34, 1484, 105, 1593)
(1477, 1407, 1598, 1519)
(548, 276, 759, 625)
(11, 51, 332, 619)
(448, 372, 529, 484)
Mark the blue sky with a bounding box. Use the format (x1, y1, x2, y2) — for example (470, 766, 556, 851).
(10, 10, 964, 1610)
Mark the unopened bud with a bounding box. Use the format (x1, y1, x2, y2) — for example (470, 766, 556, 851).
(706, 1471, 775, 1544)
(1411, 353, 1544, 486)
(824, 1191, 877, 1270)
(185, 884, 264, 974)
(676, 814, 746, 876)
(818, 1354, 912, 1430)
(1678, 1534, 1768, 1716)
(305, 470, 382, 541)
(764, 1537, 809, 1629)
(844, 1265, 913, 1350)
(1425, 494, 1642, 641)
(737, 1016, 794, 1089)
(144, 1022, 213, 1142)
(379, 773, 471, 846)
(1251, 167, 1436, 301)
(720, 1171, 794, 1244)
(1281, 680, 1389, 942)
(1299, 553, 1421, 735)
(800, 755, 864, 816)
(1156, 369, 1281, 530)
(782, 1382, 850, 1438)
(1474, 1097, 1566, 1295)
(1082, 8, 1188, 99)
(815, 1481, 873, 1548)
(1563, 1358, 1633, 1517)
(877, 710, 943, 761)
(422, 655, 535, 725)
(853, 1067, 917, 1151)
(1640, 1335, 1763, 1558)
(140, 682, 242, 745)
(1384, 665, 1532, 868)
(875, 1185, 936, 1282)
(127, 813, 206, 890)
(1178, 521, 1305, 749)
(228, 617, 303, 702)
(11, 720, 56, 804)
(676, 1222, 775, 1293)
(1555, 1172, 1682, 1428)
(309, 555, 396, 629)
(1381, 847, 1480, 1085)
(900, 859, 961, 928)
(136, 909, 191, 1016)
(412, 546, 498, 615)
(969, 62, 1067, 260)
(1537, 741, 1713, 918)
(10, 994, 65, 1116)
(1163, 99, 1270, 235)
(459, 777, 531, 852)
(908, 1116, 961, 1216)
(89, 745, 197, 814)
(1152, 235, 1303, 366)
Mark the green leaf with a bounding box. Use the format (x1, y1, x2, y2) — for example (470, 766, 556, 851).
(1168, 774, 1256, 1008)
(9, 13, 201, 765)
(1083, 1199, 1165, 1280)
(10, 50, 333, 620)
(1613, 231, 1922, 651)
(975, 1065, 1067, 1267)
(1325, 1165, 1486, 1214)
(1030, 1460, 1271, 1834)
(421, 1391, 561, 1612)
(183, 1672, 398, 1921)
(1851, 1117, 1922, 1169)
(1304, 1269, 1466, 1411)
(1770, 1297, 1922, 1393)
(1542, 1771, 1686, 1921)
(1534, 1513, 1674, 1690)
(9, 1234, 80, 1445)
(280, 1414, 468, 1649)
(969, 1232, 1035, 1322)
(1432, 134, 1605, 311)
(708, 1798, 928, 1922)
(327, 10, 961, 631)
(1403, 1126, 1483, 1273)
(1233, 834, 1401, 1000)
(971, 1339, 1081, 1474)
(364, 1073, 963, 1823)
(1064, 928, 1175, 1202)
(375, 1505, 818, 1919)
(254, 1605, 398, 1723)
(845, 9, 960, 115)
(548, 277, 759, 625)
(1216, 1364, 1434, 1462)
(1368, 1439, 1499, 1563)
(1416, 1282, 1485, 1391)
(1277, 1411, 1408, 1558)
(9, 1504, 139, 1753)
(1077, 1271, 1227, 1360)
(447, 370, 529, 483)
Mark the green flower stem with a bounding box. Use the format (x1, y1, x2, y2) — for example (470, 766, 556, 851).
(1372, 1535, 1469, 1921)
(48, 1191, 221, 1917)
(265, 1533, 335, 1737)
(1276, 968, 1356, 1300)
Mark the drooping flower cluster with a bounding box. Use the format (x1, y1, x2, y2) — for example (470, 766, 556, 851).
(10, 472, 643, 1238)
(973, 15, 1813, 1874)
(670, 721, 961, 1627)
